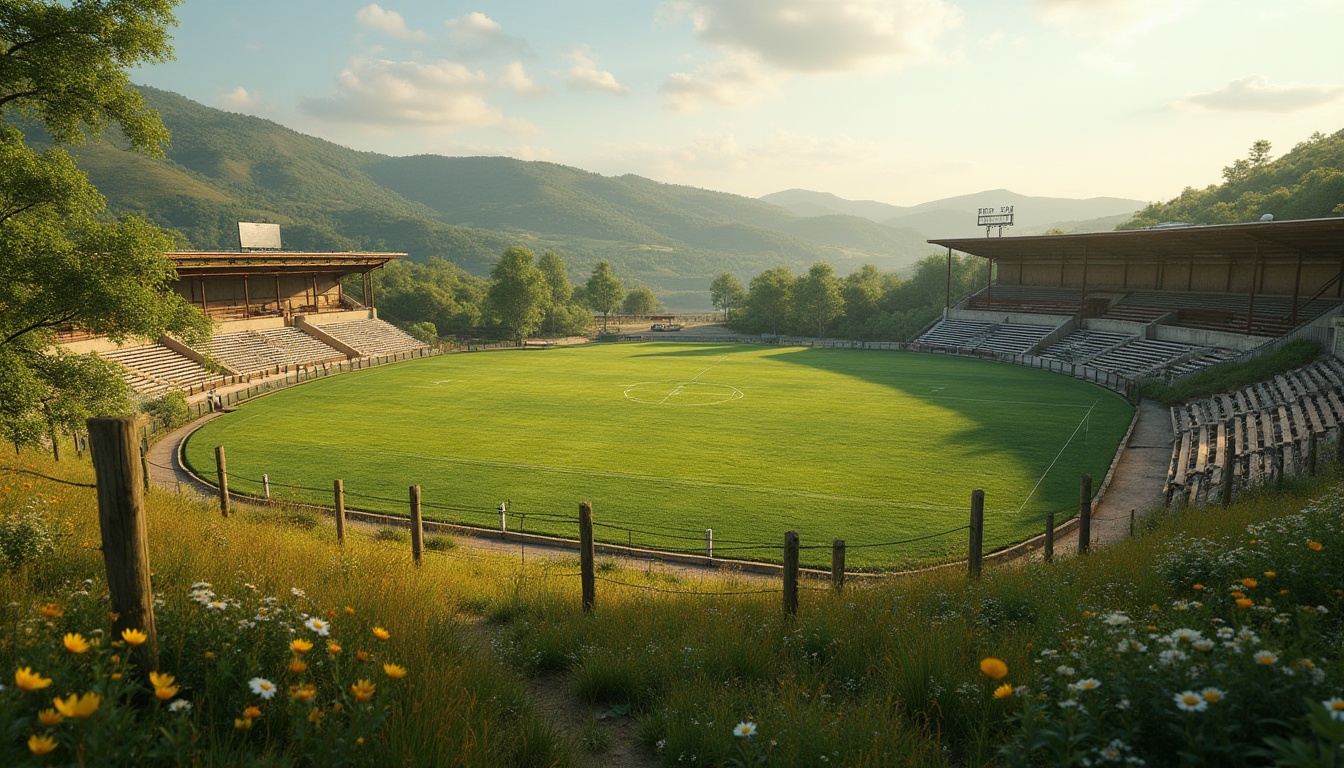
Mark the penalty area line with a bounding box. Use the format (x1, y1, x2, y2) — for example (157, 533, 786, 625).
(1013, 399, 1098, 516)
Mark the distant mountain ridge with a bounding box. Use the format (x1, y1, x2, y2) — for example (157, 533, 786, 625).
(761, 188, 1147, 239)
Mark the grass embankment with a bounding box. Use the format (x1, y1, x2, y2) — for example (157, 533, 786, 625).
(2, 448, 1342, 766)
(1137, 339, 1321, 406)
(182, 343, 1133, 569)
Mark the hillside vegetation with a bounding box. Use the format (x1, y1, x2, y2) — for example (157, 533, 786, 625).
(3, 440, 1342, 766)
(1122, 129, 1344, 228)
(26, 88, 933, 309)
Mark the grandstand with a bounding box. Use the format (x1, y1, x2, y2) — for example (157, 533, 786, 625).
(925, 217, 1344, 507)
(60, 249, 432, 397)
(920, 218, 1344, 380)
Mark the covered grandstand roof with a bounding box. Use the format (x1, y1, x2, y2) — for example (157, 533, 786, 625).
(168, 251, 405, 275)
(929, 217, 1344, 262)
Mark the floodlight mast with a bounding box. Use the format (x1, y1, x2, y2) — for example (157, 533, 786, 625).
(977, 206, 1014, 237)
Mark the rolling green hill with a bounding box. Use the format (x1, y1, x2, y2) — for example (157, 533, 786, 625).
(1121, 129, 1344, 228)
(25, 87, 937, 308)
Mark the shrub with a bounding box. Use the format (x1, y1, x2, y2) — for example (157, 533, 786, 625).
(374, 527, 407, 543)
(424, 534, 456, 552)
(0, 498, 58, 570)
(141, 391, 191, 431)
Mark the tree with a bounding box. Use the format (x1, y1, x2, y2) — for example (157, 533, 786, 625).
(537, 250, 574, 336)
(710, 272, 746, 322)
(486, 246, 549, 344)
(840, 265, 882, 326)
(795, 263, 845, 338)
(1, 0, 211, 449)
(583, 260, 624, 331)
(743, 266, 797, 336)
(622, 286, 659, 316)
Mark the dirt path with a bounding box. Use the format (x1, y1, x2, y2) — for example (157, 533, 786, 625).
(1051, 398, 1173, 557)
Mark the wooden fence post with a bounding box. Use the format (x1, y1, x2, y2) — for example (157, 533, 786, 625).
(1220, 451, 1235, 507)
(262, 473, 271, 500)
(782, 531, 800, 617)
(705, 528, 713, 558)
(1275, 446, 1285, 489)
(1078, 474, 1092, 554)
(580, 501, 595, 614)
(215, 445, 230, 517)
(1308, 432, 1318, 477)
(1128, 508, 1136, 537)
(334, 479, 345, 546)
(1044, 512, 1054, 564)
(87, 417, 158, 673)
(832, 539, 845, 591)
(969, 489, 984, 579)
(140, 435, 151, 494)
(409, 485, 423, 566)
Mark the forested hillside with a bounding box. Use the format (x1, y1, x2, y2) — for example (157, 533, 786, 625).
(24, 88, 936, 309)
(1122, 129, 1344, 228)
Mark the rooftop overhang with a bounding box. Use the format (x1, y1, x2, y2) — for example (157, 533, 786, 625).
(168, 251, 406, 276)
(929, 218, 1344, 264)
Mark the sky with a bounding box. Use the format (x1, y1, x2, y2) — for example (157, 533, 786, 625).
(135, 0, 1344, 207)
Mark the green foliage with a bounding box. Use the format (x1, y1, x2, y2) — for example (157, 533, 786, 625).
(141, 390, 189, 430)
(583, 261, 624, 328)
(0, 2, 210, 448)
(373, 258, 486, 338)
(710, 272, 746, 320)
(741, 265, 797, 335)
(0, 496, 58, 570)
(795, 262, 846, 338)
(487, 247, 549, 343)
(621, 286, 659, 315)
(404, 321, 439, 346)
(1122, 130, 1344, 228)
(1137, 339, 1321, 405)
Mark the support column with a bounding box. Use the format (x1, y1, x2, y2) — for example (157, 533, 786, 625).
(274, 275, 282, 315)
(1291, 250, 1303, 325)
(945, 247, 952, 310)
(200, 278, 208, 313)
(1079, 245, 1089, 318)
(243, 275, 251, 318)
(1246, 245, 1261, 334)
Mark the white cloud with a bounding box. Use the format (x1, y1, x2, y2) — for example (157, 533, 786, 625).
(566, 50, 627, 94)
(661, 54, 784, 112)
(603, 130, 881, 178)
(300, 58, 503, 130)
(355, 4, 427, 42)
(664, 0, 963, 73)
(1079, 50, 1135, 74)
(215, 86, 259, 112)
(1033, 0, 1195, 40)
(499, 61, 547, 96)
(446, 12, 530, 57)
(1173, 75, 1344, 113)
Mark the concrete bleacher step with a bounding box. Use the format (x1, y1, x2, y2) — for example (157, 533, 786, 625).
(315, 319, 426, 356)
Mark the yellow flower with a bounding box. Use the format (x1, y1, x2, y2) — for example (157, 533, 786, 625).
(326, 642, 342, 656)
(993, 683, 1014, 700)
(290, 684, 317, 703)
(289, 657, 309, 674)
(1308, 541, 1323, 551)
(344, 606, 356, 615)
(203, 651, 216, 660)
(350, 679, 376, 703)
(52, 692, 101, 719)
(150, 672, 179, 700)
(39, 603, 64, 619)
(62, 634, 90, 654)
(1230, 590, 1246, 599)
(1279, 589, 1290, 596)
(15, 667, 53, 691)
(121, 628, 148, 646)
(372, 627, 390, 641)
(356, 650, 371, 663)
(1236, 598, 1254, 609)
(980, 657, 1008, 680)
(1241, 578, 1258, 589)
(383, 663, 407, 680)
(38, 709, 64, 727)
(243, 705, 262, 718)
(307, 707, 325, 725)
(110, 673, 121, 680)
(1192, 584, 1204, 591)
(28, 733, 58, 755)
(154, 684, 178, 701)
(290, 639, 314, 654)
(234, 717, 253, 730)
(1263, 571, 1276, 579)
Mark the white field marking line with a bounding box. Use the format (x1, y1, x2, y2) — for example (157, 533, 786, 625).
(339, 444, 988, 513)
(1013, 399, 1099, 516)
(656, 355, 728, 404)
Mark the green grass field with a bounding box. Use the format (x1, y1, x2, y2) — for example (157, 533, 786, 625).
(183, 342, 1134, 568)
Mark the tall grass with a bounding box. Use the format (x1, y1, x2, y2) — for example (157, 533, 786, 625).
(2, 447, 1341, 766)
(1137, 338, 1321, 405)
